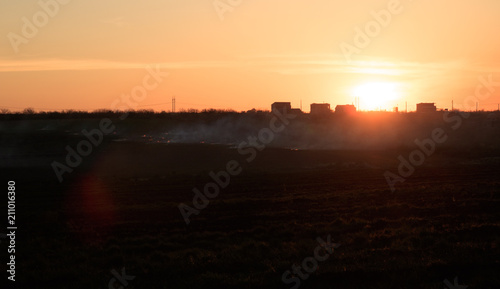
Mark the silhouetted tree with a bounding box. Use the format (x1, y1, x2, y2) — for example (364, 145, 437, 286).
(23, 107, 35, 114)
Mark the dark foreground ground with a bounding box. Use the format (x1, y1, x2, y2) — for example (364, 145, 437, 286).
(1, 115, 500, 289)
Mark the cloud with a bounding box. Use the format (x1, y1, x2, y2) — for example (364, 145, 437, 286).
(0, 55, 498, 80)
(0, 59, 238, 72)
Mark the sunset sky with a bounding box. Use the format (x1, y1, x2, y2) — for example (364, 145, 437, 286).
(1, 0, 500, 112)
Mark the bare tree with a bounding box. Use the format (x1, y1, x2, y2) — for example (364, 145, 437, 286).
(23, 107, 35, 114)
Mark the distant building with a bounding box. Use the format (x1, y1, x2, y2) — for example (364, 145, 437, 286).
(310, 103, 331, 114)
(271, 102, 292, 113)
(416, 103, 437, 113)
(271, 102, 303, 114)
(335, 104, 356, 114)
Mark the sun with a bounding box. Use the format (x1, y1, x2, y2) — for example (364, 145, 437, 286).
(351, 81, 401, 111)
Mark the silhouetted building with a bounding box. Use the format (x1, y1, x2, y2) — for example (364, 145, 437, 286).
(272, 102, 303, 114)
(416, 103, 436, 113)
(335, 104, 356, 114)
(310, 103, 331, 114)
(271, 102, 292, 113)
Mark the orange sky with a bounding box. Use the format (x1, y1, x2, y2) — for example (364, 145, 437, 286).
(1, 0, 500, 112)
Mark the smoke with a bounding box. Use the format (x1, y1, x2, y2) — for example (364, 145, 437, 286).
(122, 112, 500, 151)
(1, 112, 499, 151)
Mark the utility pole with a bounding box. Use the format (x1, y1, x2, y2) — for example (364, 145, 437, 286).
(172, 95, 176, 113)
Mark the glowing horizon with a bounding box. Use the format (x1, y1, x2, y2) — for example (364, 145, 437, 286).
(351, 81, 401, 111)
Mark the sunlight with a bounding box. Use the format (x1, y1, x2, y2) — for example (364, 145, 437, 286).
(351, 81, 401, 111)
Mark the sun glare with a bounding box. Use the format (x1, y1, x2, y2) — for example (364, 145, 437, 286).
(351, 82, 401, 111)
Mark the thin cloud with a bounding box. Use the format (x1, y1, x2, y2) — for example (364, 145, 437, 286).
(0, 56, 497, 80)
(0, 59, 238, 72)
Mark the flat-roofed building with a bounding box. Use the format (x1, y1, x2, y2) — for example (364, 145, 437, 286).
(310, 103, 331, 114)
(271, 102, 292, 113)
(335, 104, 356, 114)
(416, 103, 436, 113)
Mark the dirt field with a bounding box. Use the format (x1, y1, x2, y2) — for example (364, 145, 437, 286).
(1, 114, 499, 288)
